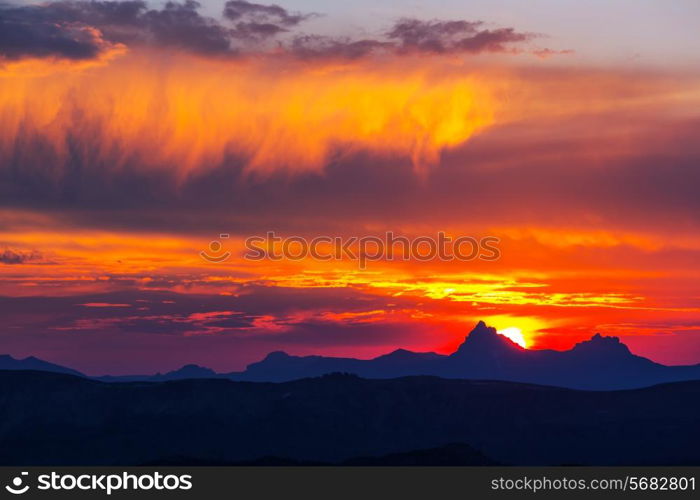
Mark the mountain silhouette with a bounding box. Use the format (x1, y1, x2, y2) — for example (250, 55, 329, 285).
(97, 363, 219, 382)
(445, 320, 524, 377)
(454, 320, 523, 355)
(155, 364, 218, 380)
(0, 354, 84, 377)
(223, 321, 700, 390)
(4, 321, 700, 390)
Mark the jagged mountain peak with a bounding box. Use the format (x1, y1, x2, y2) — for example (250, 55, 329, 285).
(572, 333, 631, 357)
(452, 321, 524, 356)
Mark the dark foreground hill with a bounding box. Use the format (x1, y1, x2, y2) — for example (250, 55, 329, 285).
(1, 370, 700, 466)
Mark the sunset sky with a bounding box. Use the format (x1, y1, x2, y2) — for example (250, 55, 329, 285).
(1, 0, 699, 375)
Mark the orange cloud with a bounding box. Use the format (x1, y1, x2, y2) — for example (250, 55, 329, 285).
(0, 52, 501, 176)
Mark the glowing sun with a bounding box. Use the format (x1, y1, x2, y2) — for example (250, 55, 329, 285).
(497, 327, 528, 348)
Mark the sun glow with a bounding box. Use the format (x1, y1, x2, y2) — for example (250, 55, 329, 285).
(497, 327, 528, 348)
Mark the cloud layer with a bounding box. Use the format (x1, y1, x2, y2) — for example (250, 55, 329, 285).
(0, 0, 543, 61)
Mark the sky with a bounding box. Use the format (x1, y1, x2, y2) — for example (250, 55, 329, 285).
(1, 0, 699, 375)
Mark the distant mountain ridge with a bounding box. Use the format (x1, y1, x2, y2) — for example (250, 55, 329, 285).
(3, 321, 700, 390)
(97, 364, 217, 383)
(226, 321, 700, 390)
(0, 354, 84, 377)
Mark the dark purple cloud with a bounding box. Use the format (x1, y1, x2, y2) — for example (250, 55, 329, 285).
(386, 19, 534, 54)
(223, 0, 311, 41)
(287, 19, 535, 59)
(289, 35, 390, 59)
(0, 286, 403, 330)
(0, 0, 237, 58)
(0, 0, 314, 59)
(141, 0, 233, 53)
(223, 0, 308, 26)
(0, 1, 539, 60)
(0, 1, 119, 60)
(0, 249, 43, 265)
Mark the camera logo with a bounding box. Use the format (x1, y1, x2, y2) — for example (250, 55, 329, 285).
(5, 472, 29, 495)
(199, 233, 231, 263)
